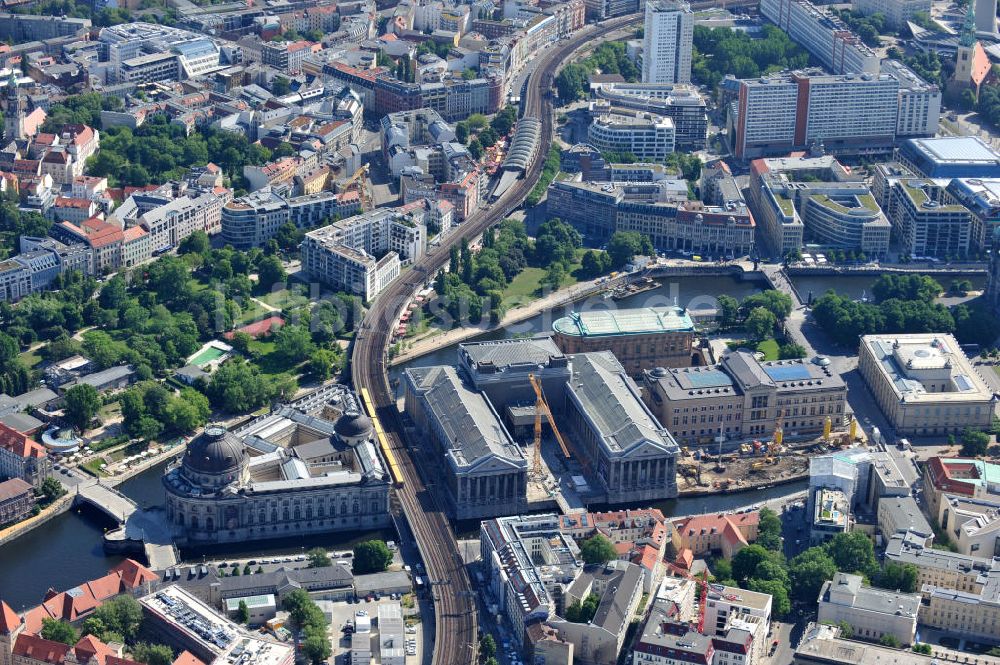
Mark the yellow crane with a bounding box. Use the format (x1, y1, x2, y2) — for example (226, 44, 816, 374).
(340, 164, 373, 211)
(528, 373, 572, 478)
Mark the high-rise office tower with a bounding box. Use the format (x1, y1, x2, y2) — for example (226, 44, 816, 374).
(642, 0, 693, 84)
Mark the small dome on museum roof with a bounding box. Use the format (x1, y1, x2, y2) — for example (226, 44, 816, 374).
(335, 410, 373, 438)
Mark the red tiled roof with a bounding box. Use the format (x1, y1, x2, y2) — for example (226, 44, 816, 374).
(0, 422, 47, 459)
(109, 559, 157, 590)
(74, 634, 116, 665)
(631, 544, 661, 572)
(122, 226, 148, 243)
(0, 600, 22, 634)
(12, 634, 71, 664)
(54, 197, 94, 209)
(172, 651, 207, 665)
(42, 151, 69, 165)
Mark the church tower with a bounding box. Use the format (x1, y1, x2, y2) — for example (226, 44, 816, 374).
(3, 71, 25, 142)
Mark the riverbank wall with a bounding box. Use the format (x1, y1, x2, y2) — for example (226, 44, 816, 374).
(0, 495, 72, 548)
(785, 265, 987, 277)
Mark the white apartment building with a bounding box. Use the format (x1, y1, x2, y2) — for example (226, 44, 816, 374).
(733, 70, 899, 159)
(139, 192, 222, 251)
(641, 0, 693, 85)
(883, 59, 941, 138)
(703, 583, 772, 641)
(589, 110, 676, 160)
(301, 207, 426, 300)
(759, 0, 880, 75)
(221, 190, 362, 250)
(852, 0, 930, 30)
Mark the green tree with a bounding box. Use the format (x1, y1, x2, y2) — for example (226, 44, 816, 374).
(93, 596, 144, 641)
(308, 348, 339, 380)
(480, 634, 497, 659)
(874, 562, 919, 593)
(272, 76, 291, 96)
(879, 634, 900, 648)
(467, 138, 483, 159)
(580, 535, 617, 564)
(64, 383, 100, 431)
(237, 600, 250, 624)
(823, 532, 877, 578)
(788, 547, 837, 602)
(837, 621, 853, 639)
(80, 617, 107, 640)
(913, 643, 932, 654)
(710, 558, 733, 583)
(744, 307, 777, 341)
(732, 545, 775, 584)
(274, 324, 315, 363)
(353, 540, 393, 574)
(37, 477, 65, 505)
(564, 593, 600, 623)
(302, 626, 332, 664)
(717, 295, 740, 329)
(307, 547, 332, 568)
(606, 231, 651, 268)
(40, 619, 78, 645)
(961, 428, 990, 456)
(756, 508, 783, 551)
(179, 230, 210, 255)
(747, 578, 790, 617)
(779, 342, 807, 359)
(256, 255, 287, 288)
(131, 643, 174, 665)
(742, 290, 793, 321)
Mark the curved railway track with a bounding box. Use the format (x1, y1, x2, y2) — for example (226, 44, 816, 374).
(351, 14, 640, 665)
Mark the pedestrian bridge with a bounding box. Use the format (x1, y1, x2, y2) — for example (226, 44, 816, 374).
(73, 482, 138, 524)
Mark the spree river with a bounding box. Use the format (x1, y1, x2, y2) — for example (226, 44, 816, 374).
(0, 270, 961, 610)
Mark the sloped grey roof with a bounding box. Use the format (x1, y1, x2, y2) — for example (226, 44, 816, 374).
(721, 351, 776, 390)
(567, 353, 677, 457)
(406, 365, 525, 473)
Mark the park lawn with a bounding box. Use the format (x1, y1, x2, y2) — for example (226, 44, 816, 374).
(247, 339, 303, 377)
(726, 338, 781, 360)
(18, 348, 43, 369)
(237, 298, 272, 325)
(502, 267, 549, 305)
(502, 255, 587, 307)
(259, 287, 309, 310)
(81, 458, 109, 477)
(756, 338, 780, 360)
(98, 401, 122, 422)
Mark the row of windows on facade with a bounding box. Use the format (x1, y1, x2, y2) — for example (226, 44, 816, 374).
(171, 501, 381, 522)
(674, 417, 831, 437)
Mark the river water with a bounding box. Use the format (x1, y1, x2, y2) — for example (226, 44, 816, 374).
(0, 271, 953, 610)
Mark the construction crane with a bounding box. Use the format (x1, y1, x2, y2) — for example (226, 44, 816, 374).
(664, 561, 711, 634)
(528, 373, 572, 478)
(340, 164, 373, 211)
